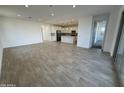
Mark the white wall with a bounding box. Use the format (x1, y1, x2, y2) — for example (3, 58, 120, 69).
(77, 16, 93, 48)
(103, 6, 123, 56)
(0, 17, 43, 48)
(103, 8, 120, 53)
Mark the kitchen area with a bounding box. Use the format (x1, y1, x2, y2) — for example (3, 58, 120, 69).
(42, 20, 78, 45)
(51, 24, 78, 45)
(56, 30, 77, 44)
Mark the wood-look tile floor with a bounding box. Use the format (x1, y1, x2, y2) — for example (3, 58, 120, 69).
(0, 42, 115, 87)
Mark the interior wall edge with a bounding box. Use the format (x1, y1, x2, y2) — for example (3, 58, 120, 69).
(103, 6, 122, 55)
(0, 47, 3, 77)
(0, 32, 3, 77)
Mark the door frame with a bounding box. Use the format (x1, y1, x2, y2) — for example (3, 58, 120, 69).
(91, 14, 109, 50)
(113, 12, 124, 60)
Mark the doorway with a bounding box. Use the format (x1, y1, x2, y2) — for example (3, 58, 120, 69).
(91, 15, 109, 49)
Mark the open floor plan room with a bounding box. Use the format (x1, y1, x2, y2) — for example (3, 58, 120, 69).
(0, 5, 124, 87)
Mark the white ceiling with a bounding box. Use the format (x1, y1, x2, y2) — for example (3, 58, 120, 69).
(0, 5, 121, 25)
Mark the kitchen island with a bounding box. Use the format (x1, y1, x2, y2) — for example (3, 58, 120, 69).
(61, 33, 77, 44)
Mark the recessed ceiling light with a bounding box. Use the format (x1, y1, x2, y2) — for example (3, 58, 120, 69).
(25, 5, 29, 8)
(73, 5, 76, 8)
(17, 14, 21, 17)
(51, 13, 54, 16)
